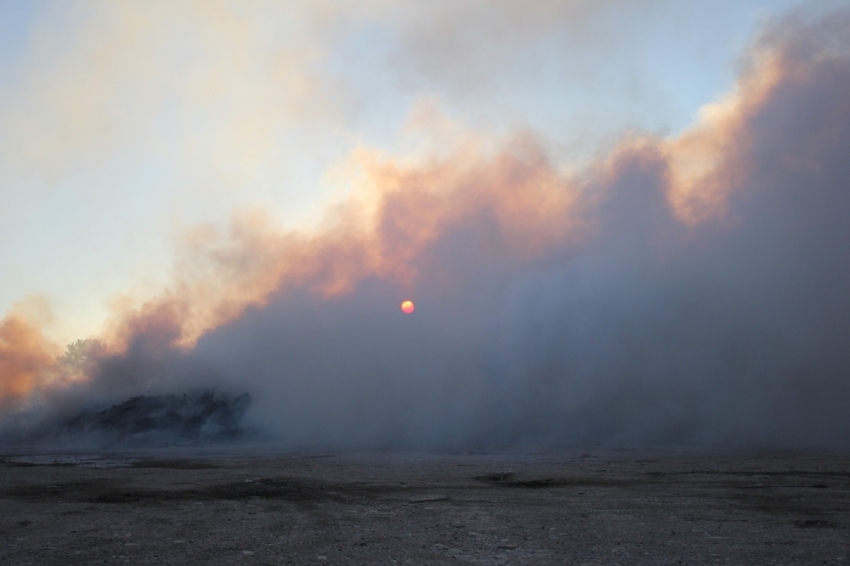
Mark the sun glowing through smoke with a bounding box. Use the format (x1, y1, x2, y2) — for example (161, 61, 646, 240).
(401, 300, 415, 314)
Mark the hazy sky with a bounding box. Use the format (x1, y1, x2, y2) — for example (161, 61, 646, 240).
(1, 0, 802, 345)
(3, 0, 850, 450)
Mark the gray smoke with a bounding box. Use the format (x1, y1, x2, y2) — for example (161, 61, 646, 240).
(22, 6, 850, 451)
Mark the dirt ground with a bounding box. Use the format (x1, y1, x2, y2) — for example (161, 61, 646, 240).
(0, 447, 848, 565)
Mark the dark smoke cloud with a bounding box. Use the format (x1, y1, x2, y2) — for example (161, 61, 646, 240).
(9, 6, 850, 450)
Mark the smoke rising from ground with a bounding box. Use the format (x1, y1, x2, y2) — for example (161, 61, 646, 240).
(3, 6, 850, 450)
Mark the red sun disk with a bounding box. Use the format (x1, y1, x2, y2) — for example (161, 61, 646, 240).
(401, 300, 415, 314)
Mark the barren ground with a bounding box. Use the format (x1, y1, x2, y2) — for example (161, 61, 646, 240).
(0, 448, 848, 565)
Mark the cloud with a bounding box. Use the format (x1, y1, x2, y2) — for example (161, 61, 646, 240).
(5, 3, 850, 450)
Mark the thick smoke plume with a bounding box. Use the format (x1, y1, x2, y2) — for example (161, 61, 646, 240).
(0, 313, 60, 409)
(4, 7, 850, 450)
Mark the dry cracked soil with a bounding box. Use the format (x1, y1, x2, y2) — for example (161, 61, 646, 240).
(0, 448, 848, 565)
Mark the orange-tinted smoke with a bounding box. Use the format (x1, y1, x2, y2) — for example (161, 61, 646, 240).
(663, 12, 840, 224)
(0, 313, 60, 408)
(14, 8, 839, 402)
(104, 134, 587, 352)
(103, 33, 798, 355)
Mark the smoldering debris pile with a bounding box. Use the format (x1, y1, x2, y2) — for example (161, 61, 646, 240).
(52, 391, 253, 447)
